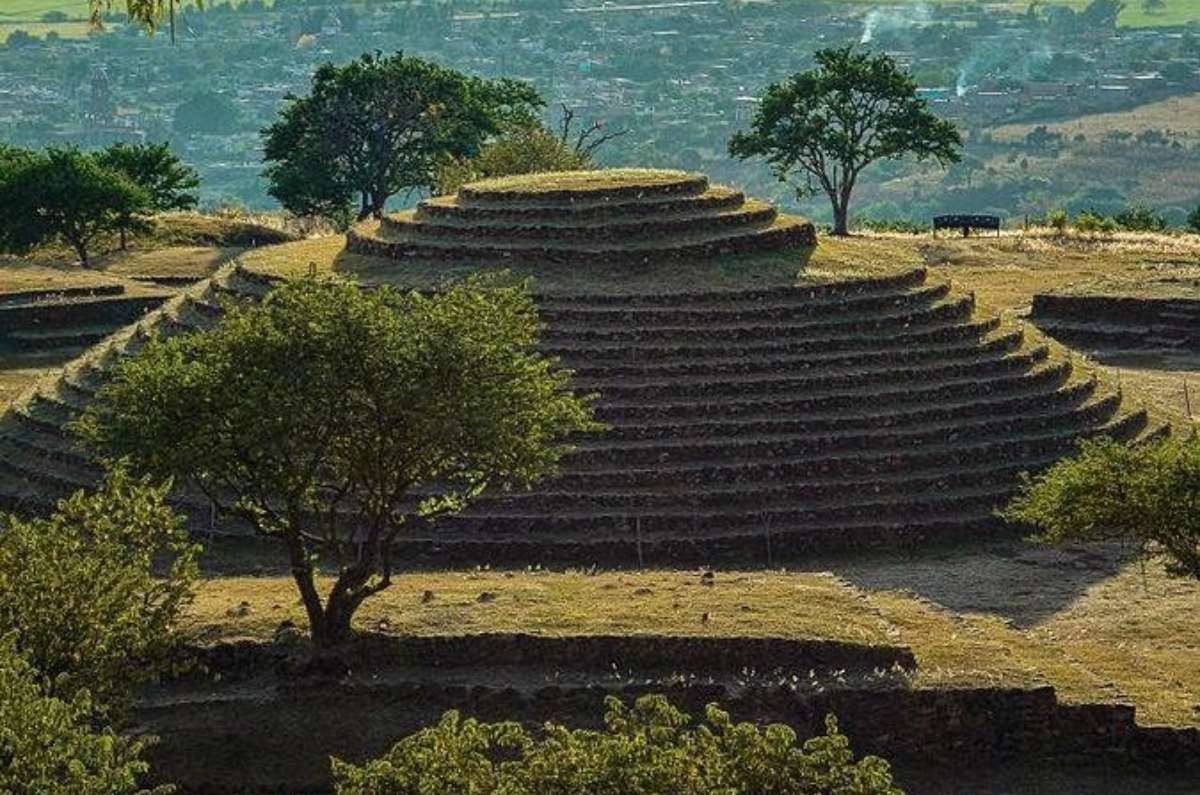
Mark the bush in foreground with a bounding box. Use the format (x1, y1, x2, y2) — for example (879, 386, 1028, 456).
(333, 694, 903, 795)
(0, 466, 199, 711)
(1003, 436, 1200, 581)
(0, 635, 170, 795)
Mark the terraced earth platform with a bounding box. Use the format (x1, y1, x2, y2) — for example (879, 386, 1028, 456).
(346, 169, 817, 266)
(0, 260, 1164, 563)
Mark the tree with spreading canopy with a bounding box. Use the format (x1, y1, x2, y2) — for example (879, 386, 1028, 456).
(76, 275, 599, 648)
(261, 52, 543, 227)
(729, 47, 962, 236)
(93, 142, 200, 249)
(0, 146, 150, 266)
(1002, 436, 1200, 582)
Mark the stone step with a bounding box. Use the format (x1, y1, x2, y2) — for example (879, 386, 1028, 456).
(347, 215, 816, 266)
(574, 344, 1049, 402)
(552, 411, 1145, 488)
(567, 392, 1120, 468)
(544, 316, 1003, 362)
(538, 281, 950, 327)
(565, 326, 1024, 380)
(596, 358, 1072, 421)
(418, 184, 742, 222)
(542, 294, 975, 346)
(389, 201, 777, 243)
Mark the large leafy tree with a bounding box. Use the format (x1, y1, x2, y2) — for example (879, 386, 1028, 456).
(262, 52, 543, 226)
(334, 694, 902, 795)
(0, 146, 151, 266)
(0, 636, 171, 795)
(730, 47, 962, 236)
(76, 276, 598, 648)
(0, 466, 199, 711)
(1003, 436, 1200, 581)
(93, 142, 200, 249)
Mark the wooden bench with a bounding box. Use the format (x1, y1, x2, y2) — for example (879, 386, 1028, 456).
(933, 214, 1001, 237)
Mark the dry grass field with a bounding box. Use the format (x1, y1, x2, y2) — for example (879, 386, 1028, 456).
(185, 543, 1200, 727)
(990, 92, 1200, 144)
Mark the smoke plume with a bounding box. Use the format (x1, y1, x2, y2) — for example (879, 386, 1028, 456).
(860, 4, 933, 45)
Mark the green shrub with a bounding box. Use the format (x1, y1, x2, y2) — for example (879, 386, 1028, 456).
(434, 124, 591, 196)
(0, 635, 171, 795)
(1003, 436, 1200, 581)
(1072, 210, 1117, 234)
(1113, 205, 1168, 232)
(1188, 205, 1200, 233)
(332, 694, 903, 795)
(1045, 208, 1068, 234)
(0, 465, 199, 711)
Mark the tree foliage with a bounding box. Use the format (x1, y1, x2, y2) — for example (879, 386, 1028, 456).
(93, 142, 200, 248)
(1002, 436, 1200, 581)
(729, 47, 961, 236)
(89, 1, 204, 43)
(173, 90, 241, 135)
(333, 694, 903, 795)
(0, 146, 150, 265)
(0, 636, 171, 795)
(94, 142, 199, 213)
(262, 52, 543, 226)
(0, 465, 199, 710)
(76, 276, 598, 647)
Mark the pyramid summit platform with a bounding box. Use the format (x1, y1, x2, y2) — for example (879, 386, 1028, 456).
(347, 169, 817, 266)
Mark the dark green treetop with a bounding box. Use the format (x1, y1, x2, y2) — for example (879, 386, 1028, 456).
(262, 52, 543, 227)
(0, 146, 150, 266)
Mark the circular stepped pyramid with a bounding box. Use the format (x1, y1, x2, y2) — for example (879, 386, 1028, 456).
(346, 169, 816, 265)
(0, 269, 1166, 563)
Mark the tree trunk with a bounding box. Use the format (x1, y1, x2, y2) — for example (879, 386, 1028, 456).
(316, 587, 360, 647)
(119, 225, 128, 251)
(284, 533, 331, 646)
(831, 202, 850, 237)
(72, 239, 91, 267)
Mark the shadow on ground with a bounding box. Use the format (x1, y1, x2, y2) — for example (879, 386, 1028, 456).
(814, 539, 1127, 629)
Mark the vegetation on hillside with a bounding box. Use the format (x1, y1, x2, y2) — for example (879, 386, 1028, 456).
(334, 694, 902, 795)
(0, 141, 198, 265)
(1004, 436, 1200, 581)
(77, 275, 599, 647)
(730, 47, 961, 236)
